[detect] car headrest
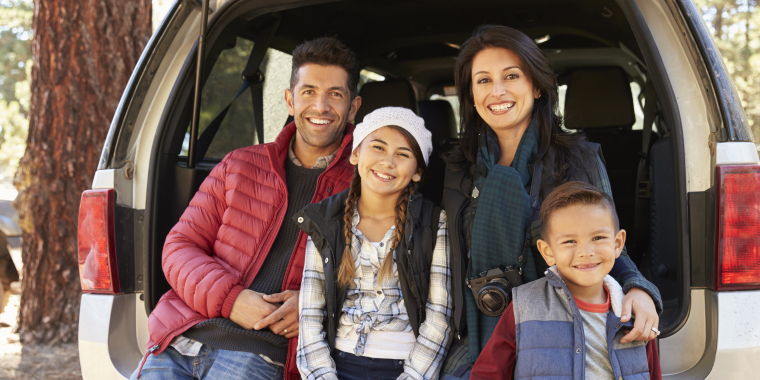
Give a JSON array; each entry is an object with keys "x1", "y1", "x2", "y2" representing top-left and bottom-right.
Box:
[
  {"x1": 354, "y1": 80, "x2": 418, "y2": 124},
  {"x1": 564, "y1": 67, "x2": 635, "y2": 130},
  {"x1": 418, "y1": 100, "x2": 458, "y2": 147}
]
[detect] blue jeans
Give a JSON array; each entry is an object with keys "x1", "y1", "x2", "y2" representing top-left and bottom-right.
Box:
[
  {"x1": 130, "y1": 345, "x2": 284, "y2": 380},
  {"x1": 332, "y1": 350, "x2": 405, "y2": 380}
]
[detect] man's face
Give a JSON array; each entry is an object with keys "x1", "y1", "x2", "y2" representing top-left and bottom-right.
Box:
[
  {"x1": 537, "y1": 204, "x2": 625, "y2": 296},
  {"x1": 285, "y1": 64, "x2": 361, "y2": 153}
]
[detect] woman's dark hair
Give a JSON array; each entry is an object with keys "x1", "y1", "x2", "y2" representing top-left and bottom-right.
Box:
[
  {"x1": 450, "y1": 25, "x2": 588, "y2": 179},
  {"x1": 337, "y1": 126, "x2": 427, "y2": 287}
]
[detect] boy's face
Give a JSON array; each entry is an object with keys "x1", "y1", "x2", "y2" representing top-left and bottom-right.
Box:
[{"x1": 537, "y1": 203, "x2": 625, "y2": 294}]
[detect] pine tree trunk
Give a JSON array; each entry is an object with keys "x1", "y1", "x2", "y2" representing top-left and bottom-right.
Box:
[
  {"x1": 12, "y1": 0, "x2": 151, "y2": 344},
  {"x1": 714, "y1": 5, "x2": 724, "y2": 39}
]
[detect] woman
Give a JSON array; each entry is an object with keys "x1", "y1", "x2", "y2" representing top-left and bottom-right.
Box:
[{"x1": 439, "y1": 25, "x2": 662, "y2": 379}]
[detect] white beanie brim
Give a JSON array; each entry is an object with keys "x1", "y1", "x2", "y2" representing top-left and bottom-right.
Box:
[{"x1": 352, "y1": 107, "x2": 433, "y2": 165}]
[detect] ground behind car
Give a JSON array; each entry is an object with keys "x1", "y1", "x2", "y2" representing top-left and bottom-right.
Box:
[{"x1": 0, "y1": 245, "x2": 82, "y2": 380}]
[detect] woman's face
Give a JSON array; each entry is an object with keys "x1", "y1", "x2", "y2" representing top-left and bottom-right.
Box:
[
  {"x1": 350, "y1": 126, "x2": 422, "y2": 199},
  {"x1": 471, "y1": 47, "x2": 540, "y2": 134}
]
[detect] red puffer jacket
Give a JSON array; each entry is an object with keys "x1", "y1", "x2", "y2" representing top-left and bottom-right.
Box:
[{"x1": 143, "y1": 122, "x2": 355, "y2": 380}]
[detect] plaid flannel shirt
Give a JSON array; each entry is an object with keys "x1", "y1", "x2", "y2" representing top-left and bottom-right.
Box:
[{"x1": 298, "y1": 209, "x2": 452, "y2": 380}]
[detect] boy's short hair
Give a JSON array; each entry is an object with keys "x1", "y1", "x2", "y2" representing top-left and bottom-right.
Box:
[
  {"x1": 539, "y1": 181, "x2": 619, "y2": 237},
  {"x1": 290, "y1": 37, "x2": 361, "y2": 100}
]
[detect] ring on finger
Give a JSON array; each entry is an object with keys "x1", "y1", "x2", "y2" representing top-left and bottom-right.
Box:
[
  {"x1": 651, "y1": 327, "x2": 660, "y2": 336},
  {"x1": 284, "y1": 328, "x2": 288, "y2": 334}
]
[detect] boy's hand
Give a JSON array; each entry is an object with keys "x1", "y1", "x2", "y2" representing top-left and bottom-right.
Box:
[{"x1": 619, "y1": 288, "x2": 659, "y2": 344}]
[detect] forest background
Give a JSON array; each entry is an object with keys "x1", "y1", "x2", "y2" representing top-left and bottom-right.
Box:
[{"x1": 1, "y1": 0, "x2": 759, "y2": 190}]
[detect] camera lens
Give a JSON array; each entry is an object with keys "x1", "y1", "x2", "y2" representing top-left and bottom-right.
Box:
[{"x1": 476, "y1": 279, "x2": 512, "y2": 317}]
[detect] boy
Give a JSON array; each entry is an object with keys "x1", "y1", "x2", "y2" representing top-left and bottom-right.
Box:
[{"x1": 471, "y1": 181, "x2": 661, "y2": 380}]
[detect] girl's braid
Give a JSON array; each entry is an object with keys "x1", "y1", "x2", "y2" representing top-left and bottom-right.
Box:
[
  {"x1": 378, "y1": 180, "x2": 418, "y2": 285},
  {"x1": 337, "y1": 167, "x2": 361, "y2": 287}
]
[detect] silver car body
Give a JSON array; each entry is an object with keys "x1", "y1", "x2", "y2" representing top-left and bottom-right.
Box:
[{"x1": 78, "y1": 0, "x2": 760, "y2": 378}]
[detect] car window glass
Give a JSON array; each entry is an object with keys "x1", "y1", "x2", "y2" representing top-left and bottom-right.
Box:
[
  {"x1": 180, "y1": 39, "x2": 292, "y2": 159},
  {"x1": 358, "y1": 69, "x2": 385, "y2": 92}
]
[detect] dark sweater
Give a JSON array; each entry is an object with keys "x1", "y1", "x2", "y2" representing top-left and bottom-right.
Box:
[{"x1": 183, "y1": 159, "x2": 325, "y2": 364}]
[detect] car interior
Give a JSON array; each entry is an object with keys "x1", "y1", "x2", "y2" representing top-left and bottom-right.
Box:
[{"x1": 146, "y1": 0, "x2": 685, "y2": 336}]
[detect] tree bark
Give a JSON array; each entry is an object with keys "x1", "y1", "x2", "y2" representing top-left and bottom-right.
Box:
[
  {"x1": 714, "y1": 4, "x2": 725, "y2": 39},
  {"x1": 12, "y1": 0, "x2": 151, "y2": 344}
]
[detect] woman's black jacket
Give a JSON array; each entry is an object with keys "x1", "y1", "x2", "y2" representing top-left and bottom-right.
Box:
[
  {"x1": 294, "y1": 189, "x2": 440, "y2": 351},
  {"x1": 442, "y1": 141, "x2": 654, "y2": 339}
]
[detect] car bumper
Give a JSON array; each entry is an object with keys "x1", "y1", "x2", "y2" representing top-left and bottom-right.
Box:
[
  {"x1": 79, "y1": 293, "x2": 144, "y2": 380},
  {"x1": 662, "y1": 289, "x2": 760, "y2": 379}
]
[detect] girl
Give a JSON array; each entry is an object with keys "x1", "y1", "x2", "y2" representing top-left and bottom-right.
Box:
[{"x1": 295, "y1": 107, "x2": 452, "y2": 380}]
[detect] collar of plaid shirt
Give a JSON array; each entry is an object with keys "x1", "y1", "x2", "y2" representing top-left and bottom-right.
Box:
[{"x1": 287, "y1": 134, "x2": 340, "y2": 169}]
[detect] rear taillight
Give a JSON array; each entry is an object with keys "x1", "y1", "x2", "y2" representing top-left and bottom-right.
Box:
[
  {"x1": 77, "y1": 189, "x2": 120, "y2": 294},
  {"x1": 715, "y1": 165, "x2": 760, "y2": 290}
]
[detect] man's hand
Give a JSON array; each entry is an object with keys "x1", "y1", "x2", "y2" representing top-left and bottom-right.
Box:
[
  {"x1": 619, "y1": 288, "x2": 659, "y2": 344},
  {"x1": 255, "y1": 290, "x2": 299, "y2": 339},
  {"x1": 229, "y1": 289, "x2": 279, "y2": 330}
]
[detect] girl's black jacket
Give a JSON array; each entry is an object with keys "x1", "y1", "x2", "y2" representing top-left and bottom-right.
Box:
[{"x1": 294, "y1": 189, "x2": 441, "y2": 351}]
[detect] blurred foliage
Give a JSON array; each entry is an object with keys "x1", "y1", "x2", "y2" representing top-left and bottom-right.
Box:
[
  {"x1": 696, "y1": 0, "x2": 760, "y2": 148},
  {"x1": 0, "y1": 0, "x2": 32, "y2": 182},
  {"x1": 152, "y1": 0, "x2": 173, "y2": 32}
]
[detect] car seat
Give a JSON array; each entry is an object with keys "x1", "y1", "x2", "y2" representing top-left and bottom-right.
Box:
[
  {"x1": 564, "y1": 67, "x2": 657, "y2": 264},
  {"x1": 354, "y1": 80, "x2": 419, "y2": 123},
  {"x1": 418, "y1": 99, "x2": 458, "y2": 205}
]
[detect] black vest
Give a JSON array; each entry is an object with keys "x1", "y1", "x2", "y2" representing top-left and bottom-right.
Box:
[
  {"x1": 294, "y1": 189, "x2": 440, "y2": 351},
  {"x1": 441, "y1": 141, "x2": 604, "y2": 338}
]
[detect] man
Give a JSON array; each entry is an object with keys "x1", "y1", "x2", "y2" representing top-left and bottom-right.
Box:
[{"x1": 131, "y1": 37, "x2": 362, "y2": 380}]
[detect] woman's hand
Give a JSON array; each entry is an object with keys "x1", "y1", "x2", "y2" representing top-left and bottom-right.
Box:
[{"x1": 619, "y1": 288, "x2": 659, "y2": 344}]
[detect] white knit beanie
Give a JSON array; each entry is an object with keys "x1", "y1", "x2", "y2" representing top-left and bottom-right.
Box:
[{"x1": 352, "y1": 107, "x2": 433, "y2": 165}]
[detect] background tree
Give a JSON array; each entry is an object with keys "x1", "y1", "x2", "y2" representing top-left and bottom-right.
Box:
[
  {"x1": 0, "y1": 0, "x2": 32, "y2": 183},
  {"x1": 12, "y1": 0, "x2": 151, "y2": 343},
  {"x1": 697, "y1": 0, "x2": 760, "y2": 148}
]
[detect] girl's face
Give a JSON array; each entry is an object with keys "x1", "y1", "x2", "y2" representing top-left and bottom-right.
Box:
[
  {"x1": 350, "y1": 126, "x2": 422, "y2": 198},
  {"x1": 471, "y1": 47, "x2": 540, "y2": 134}
]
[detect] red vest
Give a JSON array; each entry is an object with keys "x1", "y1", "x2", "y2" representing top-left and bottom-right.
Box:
[{"x1": 146, "y1": 122, "x2": 354, "y2": 380}]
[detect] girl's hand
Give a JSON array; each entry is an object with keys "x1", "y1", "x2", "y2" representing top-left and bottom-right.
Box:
[{"x1": 619, "y1": 288, "x2": 659, "y2": 344}]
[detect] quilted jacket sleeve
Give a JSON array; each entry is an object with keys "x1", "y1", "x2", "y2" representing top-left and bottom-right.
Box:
[{"x1": 161, "y1": 154, "x2": 245, "y2": 319}]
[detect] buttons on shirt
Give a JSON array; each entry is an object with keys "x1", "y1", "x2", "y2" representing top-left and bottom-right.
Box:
[
  {"x1": 377, "y1": 290, "x2": 382, "y2": 295},
  {"x1": 379, "y1": 242, "x2": 384, "y2": 247},
  {"x1": 614, "y1": 323, "x2": 620, "y2": 329},
  {"x1": 297, "y1": 217, "x2": 304, "y2": 223},
  {"x1": 576, "y1": 347, "x2": 581, "y2": 354}
]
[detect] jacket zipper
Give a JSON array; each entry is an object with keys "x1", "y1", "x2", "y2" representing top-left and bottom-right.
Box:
[{"x1": 135, "y1": 344, "x2": 160, "y2": 378}]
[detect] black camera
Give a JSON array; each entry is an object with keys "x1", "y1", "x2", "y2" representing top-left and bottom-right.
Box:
[{"x1": 466, "y1": 265, "x2": 523, "y2": 316}]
